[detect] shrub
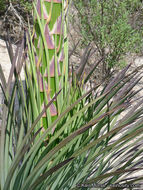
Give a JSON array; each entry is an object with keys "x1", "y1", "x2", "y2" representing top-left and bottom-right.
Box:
[
  {"x1": 0, "y1": 0, "x2": 32, "y2": 15},
  {"x1": 0, "y1": 0, "x2": 6, "y2": 14},
  {"x1": 73, "y1": 0, "x2": 143, "y2": 77}
]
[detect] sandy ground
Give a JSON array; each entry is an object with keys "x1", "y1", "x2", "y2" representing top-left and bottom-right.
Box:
[
  {"x1": 0, "y1": 39, "x2": 13, "y2": 82},
  {"x1": 0, "y1": 39, "x2": 25, "y2": 82},
  {"x1": 0, "y1": 39, "x2": 25, "y2": 126}
]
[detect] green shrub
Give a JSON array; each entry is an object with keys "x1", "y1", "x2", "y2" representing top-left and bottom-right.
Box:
[
  {"x1": 18, "y1": 0, "x2": 33, "y2": 12},
  {"x1": 0, "y1": 0, "x2": 6, "y2": 13},
  {"x1": 73, "y1": 0, "x2": 143, "y2": 76}
]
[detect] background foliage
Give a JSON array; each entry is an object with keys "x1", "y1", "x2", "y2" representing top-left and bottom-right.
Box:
[
  {"x1": 0, "y1": 0, "x2": 32, "y2": 14},
  {"x1": 73, "y1": 0, "x2": 143, "y2": 77}
]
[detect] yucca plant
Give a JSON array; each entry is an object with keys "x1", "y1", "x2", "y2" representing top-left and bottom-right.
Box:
[{"x1": 1, "y1": 0, "x2": 143, "y2": 190}]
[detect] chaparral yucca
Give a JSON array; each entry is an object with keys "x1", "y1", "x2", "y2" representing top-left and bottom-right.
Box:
[{"x1": 1, "y1": 0, "x2": 143, "y2": 190}]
